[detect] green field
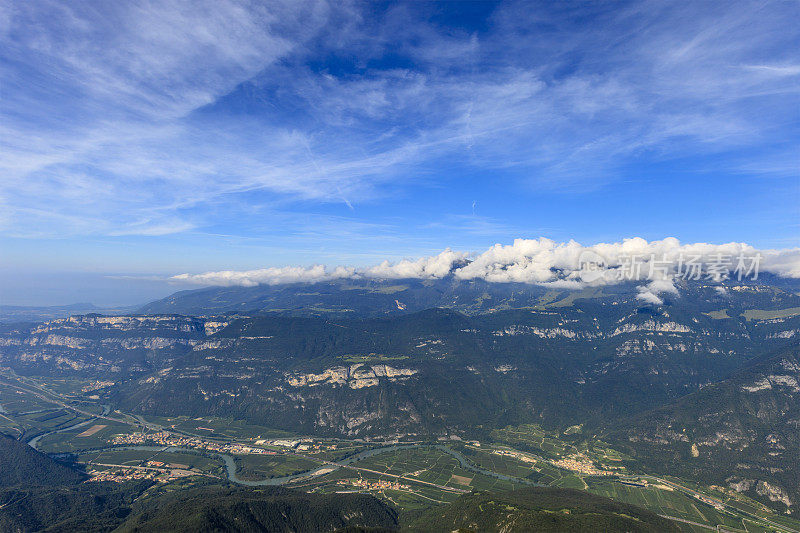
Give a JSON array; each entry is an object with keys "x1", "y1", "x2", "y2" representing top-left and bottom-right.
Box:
[
  {"x1": 548, "y1": 287, "x2": 603, "y2": 308},
  {"x1": 76, "y1": 447, "x2": 225, "y2": 476},
  {"x1": 23, "y1": 376, "x2": 101, "y2": 397},
  {"x1": 0, "y1": 388, "x2": 95, "y2": 441},
  {"x1": 24, "y1": 409, "x2": 90, "y2": 434},
  {"x1": 589, "y1": 479, "x2": 761, "y2": 532},
  {"x1": 36, "y1": 420, "x2": 135, "y2": 453},
  {"x1": 0, "y1": 384, "x2": 59, "y2": 413},
  {"x1": 742, "y1": 306, "x2": 800, "y2": 320},
  {"x1": 346, "y1": 446, "x2": 522, "y2": 494},
  {"x1": 491, "y1": 424, "x2": 576, "y2": 458},
  {"x1": 310, "y1": 443, "x2": 371, "y2": 462},
  {"x1": 553, "y1": 473, "x2": 587, "y2": 489},
  {"x1": 452, "y1": 445, "x2": 538, "y2": 479},
  {"x1": 234, "y1": 454, "x2": 321, "y2": 481},
  {"x1": 0, "y1": 376, "x2": 114, "y2": 442},
  {"x1": 589, "y1": 441, "x2": 633, "y2": 464},
  {"x1": 143, "y1": 415, "x2": 296, "y2": 441}
]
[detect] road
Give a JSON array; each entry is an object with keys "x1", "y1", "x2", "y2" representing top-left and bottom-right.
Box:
[{"x1": 287, "y1": 451, "x2": 469, "y2": 494}]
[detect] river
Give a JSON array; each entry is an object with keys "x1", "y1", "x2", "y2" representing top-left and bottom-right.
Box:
[
  {"x1": 219, "y1": 443, "x2": 544, "y2": 487},
  {"x1": 27, "y1": 404, "x2": 111, "y2": 449},
  {"x1": 35, "y1": 434, "x2": 541, "y2": 489}
]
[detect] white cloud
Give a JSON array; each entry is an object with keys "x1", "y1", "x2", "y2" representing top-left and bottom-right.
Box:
[
  {"x1": 171, "y1": 265, "x2": 355, "y2": 287},
  {"x1": 109, "y1": 219, "x2": 197, "y2": 237},
  {"x1": 635, "y1": 279, "x2": 678, "y2": 306},
  {"x1": 170, "y1": 237, "x2": 800, "y2": 287},
  {"x1": 636, "y1": 290, "x2": 664, "y2": 306},
  {"x1": 363, "y1": 250, "x2": 468, "y2": 280},
  {"x1": 645, "y1": 279, "x2": 679, "y2": 295}
]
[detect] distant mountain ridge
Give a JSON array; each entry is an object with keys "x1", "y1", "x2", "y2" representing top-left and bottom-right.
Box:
[
  {"x1": 0, "y1": 303, "x2": 137, "y2": 324},
  {"x1": 138, "y1": 274, "x2": 800, "y2": 317},
  {"x1": 139, "y1": 276, "x2": 553, "y2": 317}
]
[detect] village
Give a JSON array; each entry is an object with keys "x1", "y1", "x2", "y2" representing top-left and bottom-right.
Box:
[
  {"x1": 336, "y1": 477, "x2": 411, "y2": 492},
  {"x1": 86, "y1": 463, "x2": 199, "y2": 484},
  {"x1": 552, "y1": 454, "x2": 616, "y2": 477},
  {"x1": 492, "y1": 448, "x2": 618, "y2": 477},
  {"x1": 110, "y1": 431, "x2": 271, "y2": 455},
  {"x1": 107, "y1": 430, "x2": 344, "y2": 457}
]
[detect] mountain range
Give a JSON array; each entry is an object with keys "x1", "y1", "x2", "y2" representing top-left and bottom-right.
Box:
[{"x1": 1, "y1": 275, "x2": 800, "y2": 519}]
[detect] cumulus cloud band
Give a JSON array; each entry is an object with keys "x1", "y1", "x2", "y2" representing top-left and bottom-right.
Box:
[{"x1": 170, "y1": 237, "x2": 800, "y2": 288}]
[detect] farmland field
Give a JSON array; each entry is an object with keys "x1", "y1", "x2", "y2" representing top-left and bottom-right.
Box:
[
  {"x1": 143, "y1": 415, "x2": 296, "y2": 441},
  {"x1": 588, "y1": 479, "x2": 744, "y2": 531},
  {"x1": 234, "y1": 453, "x2": 322, "y2": 481},
  {"x1": 36, "y1": 420, "x2": 135, "y2": 453},
  {"x1": 742, "y1": 306, "x2": 800, "y2": 320},
  {"x1": 76, "y1": 447, "x2": 225, "y2": 476},
  {"x1": 347, "y1": 446, "x2": 522, "y2": 493}
]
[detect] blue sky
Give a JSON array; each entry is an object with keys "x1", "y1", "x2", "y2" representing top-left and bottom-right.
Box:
[{"x1": 1, "y1": 0, "x2": 798, "y2": 305}]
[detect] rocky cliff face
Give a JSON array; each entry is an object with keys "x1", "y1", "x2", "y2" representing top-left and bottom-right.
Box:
[
  {"x1": 0, "y1": 315, "x2": 211, "y2": 374},
  {"x1": 2, "y1": 297, "x2": 797, "y2": 438},
  {"x1": 2, "y1": 282, "x2": 800, "y2": 473},
  {"x1": 286, "y1": 364, "x2": 417, "y2": 389}
]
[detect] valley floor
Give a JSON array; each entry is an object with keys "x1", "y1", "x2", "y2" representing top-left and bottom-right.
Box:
[{"x1": 2, "y1": 370, "x2": 798, "y2": 533}]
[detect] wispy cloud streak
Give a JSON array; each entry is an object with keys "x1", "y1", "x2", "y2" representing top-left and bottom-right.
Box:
[{"x1": 0, "y1": 1, "x2": 797, "y2": 238}]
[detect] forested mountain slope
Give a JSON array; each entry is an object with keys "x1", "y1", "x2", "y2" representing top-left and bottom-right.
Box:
[
  {"x1": 408, "y1": 487, "x2": 679, "y2": 532},
  {"x1": 605, "y1": 342, "x2": 800, "y2": 510}
]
